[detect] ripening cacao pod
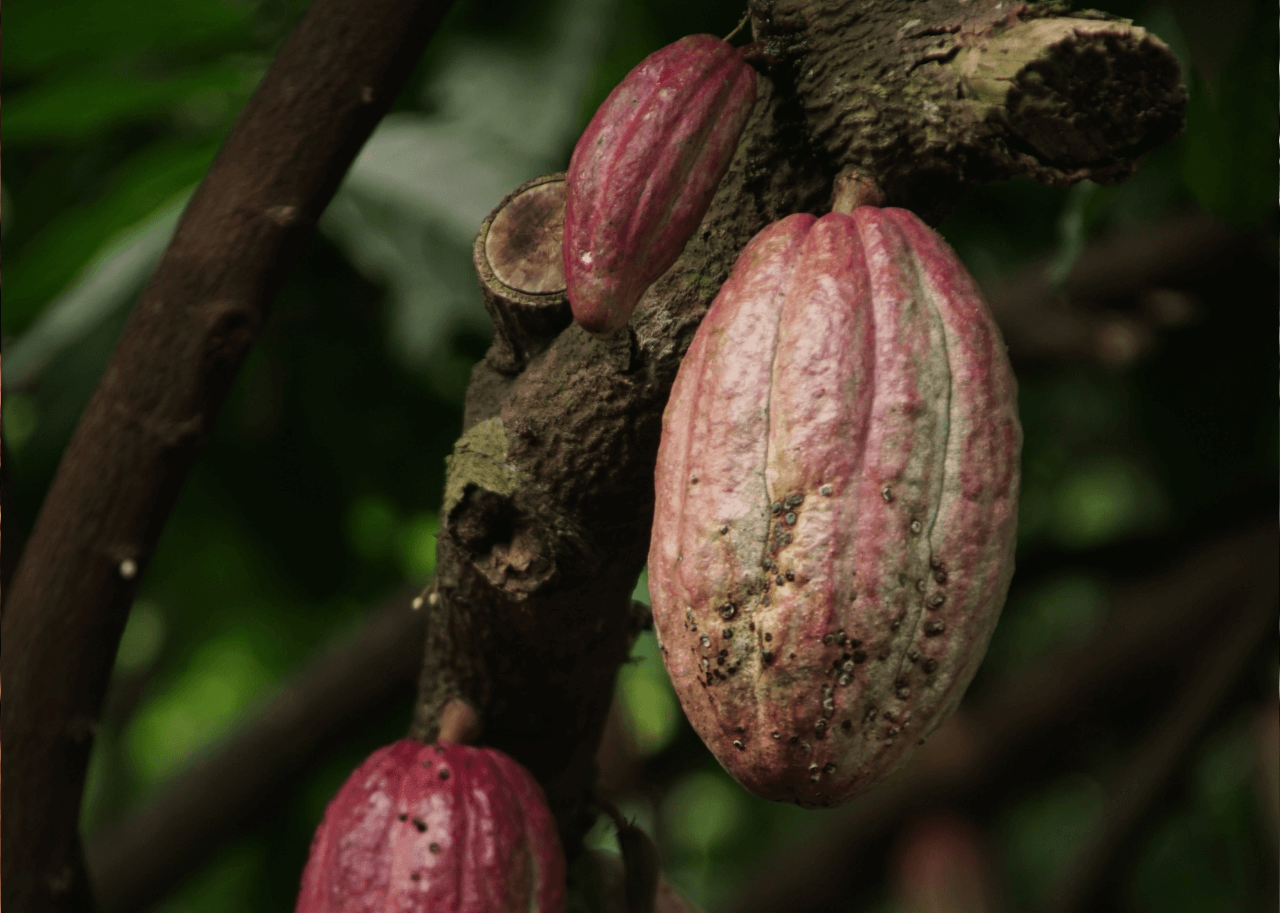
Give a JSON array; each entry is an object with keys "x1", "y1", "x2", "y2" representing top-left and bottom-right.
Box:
[
  {"x1": 295, "y1": 739, "x2": 566, "y2": 912},
  {"x1": 564, "y1": 34, "x2": 757, "y2": 336},
  {"x1": 648, "y1": 208, "x2": 1020, "y2": 807}
]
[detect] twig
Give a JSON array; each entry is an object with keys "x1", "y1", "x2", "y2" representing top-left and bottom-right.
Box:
[
  {"x1": 1042, "y1": 581, "x2": 1279, "y2": 913},
  {"x1": 984, "y1": 211, "x2": 1242, "y2": 364},
  {"x1": 1, "y1": 1, "x2": 453, "y2": 909},
  {"x1": 724, "y1": 522, "x2": 1278, "y2": 913},
  {"x1": 85, "y1": 589, "x2": 424, "y2": 913}
]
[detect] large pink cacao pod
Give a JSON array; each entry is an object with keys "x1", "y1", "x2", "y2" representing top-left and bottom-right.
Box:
[
  {"x1": 648, "y1": 208, "x2": 1021, "y2": 807},
  {"x1": 295, "y1": 739, "x2": 566, "y2": 912},
  {"x1": 563, "y1": 34, "x2": 757, "y2": 336}
]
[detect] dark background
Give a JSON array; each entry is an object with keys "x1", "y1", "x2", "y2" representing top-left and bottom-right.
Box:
[{"x1": 3, "y1": 0, "x2": 1277, "y2": 910}]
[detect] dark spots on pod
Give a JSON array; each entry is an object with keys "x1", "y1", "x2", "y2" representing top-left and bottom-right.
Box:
[
  {"x1": 412, "y1": 818, "x2": 427, "y2": 833},
  {"x1": 438, "y1": 768, "x2": 450, "y2": 780},
  {"x1": 836, "y1": 630, "x2": 846, "y2": 644},
  {"x1": 433, "y1": 745, "x2": 445, "y2": 754},
  {"x1": 761, "y1": 596, "x2": 771, "y2": 606},
  {"x1": 762, "y1": 650, "x2": 774, "y2": 663},
  {"x1": 907, "y1": 649, "x2": 919, "y2": 663},
  {"x1": 733, "y1": 740, "x2": 744, "y2": 750},
  {"x1": 690, "y1": 473, "x2": 699, "y2": 484},
  {"x1": 718, "y1": 649, "x2": 728, "y2": 658},
  {"x1": 820, "y1": 484, "x2": 833, "y2": 496},
  {"x1": 764, "y1": 632, "x2": 773, "y2": 642},
  {"x1": 823, "y1": 633, "x2": 835, "y2": 645},
  {"x1": 429, "y1": 842, "x2": 441, "y2": 854},
  {"x1": 762, "y1": 557, "x2": 773, "y2": 569},
  {"x1": 411, "y1": 873, "x2": 420, "y2": 881},
  {"x1": 910, "y1": 518, "x2": 922, "y2": 535},
  {"x1": 749, "y1": 621, "x2": 756, "y2": 631},
  {"x1": 896, "y1": 684, "x2": 911, "y2": 699},
  {"x1": 784, "y1": 512, "x2": 797, "y2": 526},
  {"x1": 841, "y1": 719, "x2": 852, "y2": 731},
  {"x1": 772, "y1": 731, "x2": 781, "y2": 739},
  {"x1": 928, "y1": 592, "x2": 946, "y2": 608},
  {"x1": 789, "y1": 735, "x2": 799, "y2": 745},
  {"x1": 924, "y1": 620, "x2": 946, "y2": 636},
  {"x1": 882, "y1": 485, "x2": 894, "y2": 502},
  {"x1": 922, "y1": 657, "x2": 938, "y2": 674},
  {"x1": 915, "y1": 579, "x2": 926, "y2": 593},
  {"x1": 886, "y1": 726, "x2": 900, "y2": 739},
  {"x1": 717, "y1": 656, "x2": 726, "y2": 666},
  {"x1": 790, "y1": 652, "x2": 797, "y2": 660},
  {"x1": 771, "y1": 501, "x2": 783, "y2": 515},
  {"x1": 723, "y1": 628, "x2": 733, "y2": 639},
  {"x1": 785, "y1": 569, "x2": 795, "y2": 581},
  {"x1": 398, "y1": 813, "x2": 408, "y2": 821},
  {"x1": 700, "y1": 634, "x2": 711, "y2": 647},
  {"x1": 853, "y1": 649, "x2": 867, "y2": 663},
  {"x1": 823, "y1": 762, "x2": 836, "y2": 774},
  {"x1": 891, "y1": 619, "x2": 902, "y2": 633},
  {"x1": 719, "y1": 524, "x2": 729, "y2": 535},
  {"x1": 785, "y1": 493, "x2": 804, "y2": 509},
  {"x1": 808, "y1": 763, "x2": 820, "y2": 781},
  {"x1": 814, "y1": 719, "x2": 827, "y2": 736},
  {"x1": 720, "y1": 602, "x2": 737, "y2": 620},
  {"x1": 776, "y1": 574, "x2": 786, "y2": 586}
]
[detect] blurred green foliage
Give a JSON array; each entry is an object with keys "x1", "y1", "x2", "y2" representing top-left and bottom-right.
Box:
[{"x1": 3, "y1": 0, "x2": 1276, "y2": 910}]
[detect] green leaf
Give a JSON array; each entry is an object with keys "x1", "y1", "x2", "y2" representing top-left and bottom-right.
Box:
[
  {"x1": 6, "y1": 0, "x2": 254, "y2": 77},
  {"x1": 3, "y1": 141, "x2": 217, "y2": 337},
  {"x1": 5, "y1": 63, "x2": 260, "y2": 145}
]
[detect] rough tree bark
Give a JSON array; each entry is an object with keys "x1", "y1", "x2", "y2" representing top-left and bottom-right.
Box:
[
  {"x1": 1, "y1": 2, "x2": 454, "y2": 910},
  {"x1": 410, "y1": 0, "x2": 1185, "y2": 854}
]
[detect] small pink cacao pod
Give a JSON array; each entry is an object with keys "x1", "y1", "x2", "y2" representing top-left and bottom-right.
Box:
[
  {"x1": 564, "y1": 34, "x2": 757, "y2": 336},
  {"x1": 648, "y1": 208, "x2": 1020, "y2": 807},
  {"x1": 294, "y1": 739, "x2": 566, "y2": 912}
]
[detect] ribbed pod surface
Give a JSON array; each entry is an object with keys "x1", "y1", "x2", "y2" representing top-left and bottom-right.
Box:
[
  {"x1": 649, "y1": 208, "x2": 1020, "y2": 806},
  {"x1": 295, "y1": 739, "x2": 565, "y2": 912},
  {"x1": 564, "y1": 34, "x2": 757, "y2": 335}
]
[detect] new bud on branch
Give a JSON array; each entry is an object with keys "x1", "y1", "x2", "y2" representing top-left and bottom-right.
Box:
[
  {"x1": 648, "y1": 208, "x2": 1021, "y2": 807},
  {"x1": 295, "y1": 739, "x2": 566, "y2": 912},
  {"x1": 564, "y1": 34, "x2": 757, "y2": 336}
]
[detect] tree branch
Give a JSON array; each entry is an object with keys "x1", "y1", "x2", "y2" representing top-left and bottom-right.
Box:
[
  {"x1": 985, "y1": 211, "x2": 1242, "y2": 364},
  {"x1": 1, "y1": 2, "x2": 453, "y2": 909},
  {"x1": 85, "y1": 590, "x2": 424, "y2": 913},
  {"x1": 409, "y1": 0, "x2": 1186, "y2": 853}
]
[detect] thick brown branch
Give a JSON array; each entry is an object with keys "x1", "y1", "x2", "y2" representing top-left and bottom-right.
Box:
[
  {"x1": 749, "y1": 1, "x2": 1186, "y2": 221},
  {"x1": 1, "y1": 2, "x2": 453, "y2": 909},
  {"x1": 84, "y1": 591, "x2": 423, "y2": 913}
]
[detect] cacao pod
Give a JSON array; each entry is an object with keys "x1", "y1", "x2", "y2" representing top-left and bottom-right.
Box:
[
  {"x1": 295, "y1": 739, "x2": 566, "y2": 912},
  {"x1": 648, "y1": 208, "x2": 1020, "y2": 807},
  {"x1": 563, "y1": 34, "x2": 757, "y2": 336}
]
